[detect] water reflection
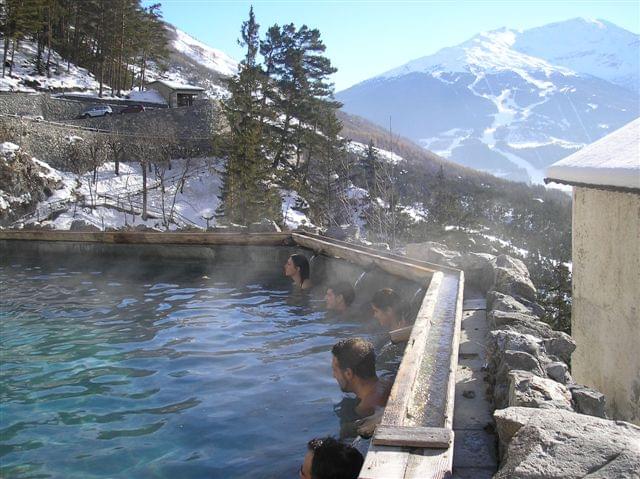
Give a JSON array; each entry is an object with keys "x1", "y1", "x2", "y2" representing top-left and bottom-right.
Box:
[{"x1": 0, "y1": 254, "x2": 367, "y2": 479}]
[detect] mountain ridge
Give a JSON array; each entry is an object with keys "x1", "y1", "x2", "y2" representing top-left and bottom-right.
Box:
[{"x1": 337, "y1": 17, "x2": 640, "y2": 184}]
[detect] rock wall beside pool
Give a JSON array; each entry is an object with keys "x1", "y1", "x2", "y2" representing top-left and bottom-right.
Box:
[{"x1": 406, "y1": 241, "x2": 640, "y2": 478}]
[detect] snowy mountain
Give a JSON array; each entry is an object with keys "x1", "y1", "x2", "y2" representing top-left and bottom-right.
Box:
[{"x1": 337, "y1": 18, "x2": 640, "y2": 183}]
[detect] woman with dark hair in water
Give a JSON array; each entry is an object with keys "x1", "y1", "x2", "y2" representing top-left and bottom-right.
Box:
[{"x1": 284, "y1": 253, "x2": 312, "y2": 290}]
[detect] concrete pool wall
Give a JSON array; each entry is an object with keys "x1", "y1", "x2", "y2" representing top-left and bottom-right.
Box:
[{"x1": 0, "y1": 230, "x2": 464, "y2": 479}]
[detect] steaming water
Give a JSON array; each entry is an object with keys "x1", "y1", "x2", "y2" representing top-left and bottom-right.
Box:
[{"x1": 0, "y1": 255, "x2": 368, "y2": 478}]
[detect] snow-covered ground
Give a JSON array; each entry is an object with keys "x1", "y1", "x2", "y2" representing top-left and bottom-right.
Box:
[
  {"x1": 346, "y1": 141, "x2": 404, "y2": 164},
  {"x1": 4, "y1": 142, "x2": 314, "y2": 231},
  {"x1": 172, "y1": 28, "x2": 238, "y2": 78},
  {"x1": 0, "y1": 37, "x2": 102, "y2": 93}
]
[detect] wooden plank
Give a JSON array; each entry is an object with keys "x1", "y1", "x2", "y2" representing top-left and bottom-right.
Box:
[
  {"x1": 0, "y1": 230, "x2": 293, "y2": 246},
  {"x1": 359, "y1": 444, "x2": 410, "y2": 479},
  {"x1": 444, "y1": 271, "x2": 465, "y2": 430},
  {"x1": 373, "y1": 425, "x2": 453, "y2": 449},
  {"x1": 389, "y1": 325, "x2": 412, "y2": 344},
  {"x1": 293, "y1": 230, "x2": 461, "y2": 274},
  {"x1": 379, "y1": 272, "x2": 443, "y2": 426},
  {"x1": 292, "y1": 232, "x2": 436, "y2": 286}
]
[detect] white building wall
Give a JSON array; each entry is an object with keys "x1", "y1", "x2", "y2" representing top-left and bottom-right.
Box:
[{"x1": 572, "y1": 186, "x2": 640, "y2": 425}]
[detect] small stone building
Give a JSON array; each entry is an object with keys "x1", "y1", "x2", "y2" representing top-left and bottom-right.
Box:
[
  {"x1": 545, "y1": 118, "x2": 640, "y2": 425},
  {"x1": 145, "y1": 80, "x2": 205, "y2": 108}
]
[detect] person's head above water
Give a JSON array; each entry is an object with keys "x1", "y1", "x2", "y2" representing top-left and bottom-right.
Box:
[
  {"x1": 284, "y1": 254, "x2": 311, "y2": 289},
  {"x1": 331, "y1": 338, "x2": 377, "y2": 393},
  {"x1": 300, "y1": 436, "x2": 363, "y2": 479},
  {"x1": 371, "y1": 288, "x2": 405, "y2": 330},
  {"x1": 325, "y1": 281, "x2": 355, "y2": 313}
]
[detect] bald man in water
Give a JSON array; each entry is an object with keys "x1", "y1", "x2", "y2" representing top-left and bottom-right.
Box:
[{"x1": 331, "y1": 338, "x2": 390, "y2": 418}]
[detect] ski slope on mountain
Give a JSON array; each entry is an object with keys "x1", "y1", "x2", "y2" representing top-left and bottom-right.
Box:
[{"x1": 337, "y1": 18, "x2": 640, "y2": 185}]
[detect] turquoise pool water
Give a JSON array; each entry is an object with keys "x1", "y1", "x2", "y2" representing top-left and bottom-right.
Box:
[{"x1": 0, "y1": 254, "x2": 368, "y2": 478}]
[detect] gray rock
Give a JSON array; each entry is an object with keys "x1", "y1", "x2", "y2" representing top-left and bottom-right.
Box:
[
  {"x1": 492, "y1": 254, "x2": 537, "y2": 302},
  {"x1": 247, "y1": 219, "x2": 281, "y2": 233},
  {"x1": 405, "y1": 241, "x2": 460, "y2": 267},
  {"x1": 570, "y1": 384, "x2": 608, "y2": 419},
  {"x1": 69, "y1": 219, "x2": 100, "y2": 231},
  {"x1": 454, "y1": 252, "x2": 495, "y2": 290},
  {"x1": 494, "y1": 407, "x2": 640, "y2": 478},
  {"x1": 508, "y1": 370, "x2": 573, "y2": 410},
  {"x1": 487, "y1": 290, "x2": 540, "y2": 317},
  {"x1": 546, "y1": 361, "x2": 571, "y2": 384},
  {"x1": 487, "y1": 330, "x2": 543, "y2": 358},
  {"x1": 488, "y1": 311, "x2": 576, "y2": 363}
]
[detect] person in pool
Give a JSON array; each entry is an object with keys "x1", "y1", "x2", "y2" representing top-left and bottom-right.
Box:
[
  {"x1": 299, "y1": 436, "x2": 363, "y2": 479},
  {"x1": 371, "y1": 288, "x2": 412, "y2": 343},
  {"x1": 331, "y1": 338, "x2": 390, "y2": 418},
  {"x1": 325, "y1": 282, "x2": 355, "y2": 315},
  {"x1": 284, "y1": 253, "x2": 313, "y2": 290}
]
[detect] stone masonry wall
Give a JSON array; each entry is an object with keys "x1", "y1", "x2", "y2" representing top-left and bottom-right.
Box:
[
  {"x1": 0, "y1": 94, "x2": 222, "y2": 169},
  {"x1": 406, "y1": 241, "x2": 640, "y2": 478}
]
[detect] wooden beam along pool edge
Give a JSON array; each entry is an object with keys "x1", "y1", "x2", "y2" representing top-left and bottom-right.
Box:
[
  {"x1": 0, "y1": 230, "x2": 295, "y2": 246},
  {"x1": 291, "y1": 233, "x2": 439, "y2": 283},
  {"x1": 360, "y1": 270, "x2": 464, "y2": 479}
]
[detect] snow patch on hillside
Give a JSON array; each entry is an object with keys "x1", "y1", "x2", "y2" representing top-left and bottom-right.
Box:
[
  {"x1": 347, "y1": 141, "x2": 404, "y2": 164},
  {"x1": 172, "y1": 29, "x2": 238, "y2": 77},
  {"x1": 0, "y1": 37, "x2": 101, "y2": 93}
]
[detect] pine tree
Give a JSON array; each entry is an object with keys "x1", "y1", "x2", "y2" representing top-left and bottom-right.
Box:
[{"x1": 217, "y1": 7, "x2": 281, "y2": 226}]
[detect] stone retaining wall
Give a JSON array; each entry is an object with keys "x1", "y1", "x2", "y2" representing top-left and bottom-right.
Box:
[
  {"x1": 406, "y1": 241, "x2": 640, "y2": 478},
  {"x1": 0, "y1": 94, "x2": 222, "y2": 169}
]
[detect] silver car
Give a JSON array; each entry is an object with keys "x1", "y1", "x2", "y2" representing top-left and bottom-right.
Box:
[{"x1": 79, "y1": 105, "x2": 113, "y2": 118}]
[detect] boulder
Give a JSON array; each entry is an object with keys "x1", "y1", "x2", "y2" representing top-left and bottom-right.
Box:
[
  {"x1": 492, "y1": 254, "x2": 537, "y2": 302},
  {"x1": 488, "y1": 311, "x2": 576, "y2": 363},
  {"x1": 545, "y1": 361, "x2": 571, "y2": 385},
  {"x1": 454, "y1": 252, "x2": 495, "y2": 289},
  {"x1": 507, "y1": 370, "x2": 573, "y2": 410},
  {"x1": 69, "y1": 219, "x2": 100, "y2": 232},
  {"x1": 494, "y1": 407, "x2": 640, "y2": 478},
  {"x1": 487, "y1": 330, "x2": 543, "y2": 359},
  {"x1": 487, "y1": 290, "x2": 541, "y2": 317},
  {"x1": 247, "y1": 219, "x2": 281, "y2": 233},
  {"x1": 569, "y1": 384, "x2": 608, "y2": 419},
  {"x1": 405, "y1": 241, "x2": 460, "y2": 267}
]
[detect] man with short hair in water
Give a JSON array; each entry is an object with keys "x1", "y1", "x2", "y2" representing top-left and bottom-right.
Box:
[
  {"x1": 299, "y1": 436, "x2": 363, "y2": 479},
  {"x1": 331, "y1": 338, "x2": 390, "y2": 418},
  {"x1": 325, "y1": 282, "x2": 355, "y2": 315}
]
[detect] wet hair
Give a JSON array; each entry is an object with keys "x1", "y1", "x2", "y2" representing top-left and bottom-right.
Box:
[
  {"x1": 328, "y1": 281, "x2": 355, "y2": 306},
  {"x1": 332, "y1": 338, "x2": 376, "y2": 380},
  {"x1": 371, "y1": 288, "x2": 403, "y2": 316},
  {"x1": 290, "y1": 254, "x2": 310, "y2": 281},
  {"x1": 308, "y1": 436, "x2": 364, "y2": 479}
]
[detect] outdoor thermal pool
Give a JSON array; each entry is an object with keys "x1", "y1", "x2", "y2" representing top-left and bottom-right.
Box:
[{"x1": 0, "y1": 246, "x2": 404, "y2": 479}]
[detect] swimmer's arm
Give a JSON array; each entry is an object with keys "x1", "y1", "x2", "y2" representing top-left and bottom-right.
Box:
[
  {"x1": 355, "y1": 407, "x2": 384, "y2": 437},
  {"x1": 389, "y1": 325, "x2": 412, "y2": 343},
  {"x1": 354, "y1": 399, "x2": 376, "y2": 418}
]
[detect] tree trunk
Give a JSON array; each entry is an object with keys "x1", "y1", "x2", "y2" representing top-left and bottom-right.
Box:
[
  {"x1": 2, "y1": 36, "x2": 9, "y2": 78},
  {"x1": 142, "y1": 161, "x2": 148, "y2": 220},
  {"x1": 9, "y1": 39, "x2": 16, "y2": 76}
]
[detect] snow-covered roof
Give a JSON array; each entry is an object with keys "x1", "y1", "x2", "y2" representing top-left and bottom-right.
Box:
[
  {"x1": 545, "y1": 118, "x2": 640, "y2": 191},
  {"x1": 147, "y1": 80, "x2": 205, "y2": 92}
]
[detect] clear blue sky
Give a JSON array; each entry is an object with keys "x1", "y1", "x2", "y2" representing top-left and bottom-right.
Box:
[{"x1": 154, "y1": 0, "x2": 640, "y2": 91}]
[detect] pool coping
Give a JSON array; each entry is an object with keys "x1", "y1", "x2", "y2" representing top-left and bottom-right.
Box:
[{"x1": 0, "y1": 229, "x2": 464, "y2": 479}]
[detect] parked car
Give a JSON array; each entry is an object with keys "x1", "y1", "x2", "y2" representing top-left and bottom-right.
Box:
[
  {"x1": 119, "y1": 104, "x2": 145, "y2": 114},
  {"x1": 79, "y1": 105, "x2": 112, "y2": 118}
]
